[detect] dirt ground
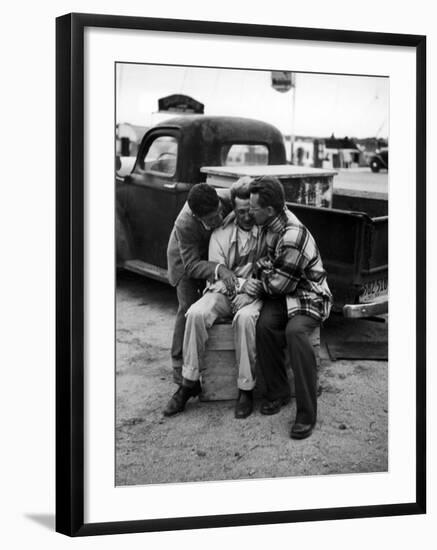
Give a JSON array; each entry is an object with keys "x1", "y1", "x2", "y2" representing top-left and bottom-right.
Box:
[{"x1": 115, "y1": 272, "x2": 388, "y2": 486}]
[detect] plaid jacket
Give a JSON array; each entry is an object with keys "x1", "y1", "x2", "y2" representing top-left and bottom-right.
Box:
[{"x1": 258, "y1": 207, "x2": 333, "y2": 322}]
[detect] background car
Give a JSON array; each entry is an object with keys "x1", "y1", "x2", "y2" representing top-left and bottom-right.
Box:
[{"x1": 369, "y1": 147, "x2": 388, "y2": 172}]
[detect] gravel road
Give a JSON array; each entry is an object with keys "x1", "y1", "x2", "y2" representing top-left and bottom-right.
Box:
[{"x1": 115, "y1": 272, "x2": 388, "y2": 486}]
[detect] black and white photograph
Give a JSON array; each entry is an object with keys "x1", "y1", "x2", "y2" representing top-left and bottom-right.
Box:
[
  {"x1": 2, "y1": 0, "x2": 433, "y2": 545},
  {"x1": 115, "y1": 63, "x2": 389, "y2": 486}
]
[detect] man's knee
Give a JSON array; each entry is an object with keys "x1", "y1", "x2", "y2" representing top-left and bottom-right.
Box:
[
  {"x1": 285, "y1": 317, "x2": 318, "y2": 345},
  {"x1": 285, "y1": 323, "x2": 302, "y2": 339},
  {"x1": 234, "y1": 307, "x2": 258, "y2": 328},
  {"x1": 186, "y1": 301, "x2": 206, "y2": 323}
]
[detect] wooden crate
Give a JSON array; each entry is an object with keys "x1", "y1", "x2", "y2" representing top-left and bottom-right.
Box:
[
  {"x1": 200, "y1": 321, "x2": 320, "y2": 401},
  {"x1": 200, "y1": 322, "x2": 238, "y2": 401}
]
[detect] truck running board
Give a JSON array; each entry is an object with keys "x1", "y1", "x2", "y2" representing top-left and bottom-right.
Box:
[{"x1": 123, "y1": 260, "x2": 169, "y2": 284}]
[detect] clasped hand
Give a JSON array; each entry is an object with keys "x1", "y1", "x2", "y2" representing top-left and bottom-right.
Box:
[
  {"x1": 243, "y1": 278, "x2": 263, "y2": 297},
  {"x1": 256, "y1": 257, "x2": 273, "y2": 271},
  {"x1": 217, "y1": 264, "x2": 238, "y2": 292},
  {"x1": 231, "y1": 293, "x2": 254, "y2": 313}
]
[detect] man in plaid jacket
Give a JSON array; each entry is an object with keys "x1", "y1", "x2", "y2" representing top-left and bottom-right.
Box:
[{"x1": 247, "y1": 176, "x2": 332, "y2": 439}]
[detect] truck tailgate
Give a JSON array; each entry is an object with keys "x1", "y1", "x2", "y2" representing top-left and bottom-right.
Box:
[{"x1": 287, "y1": 202, "x2": 388, "y2": 311}]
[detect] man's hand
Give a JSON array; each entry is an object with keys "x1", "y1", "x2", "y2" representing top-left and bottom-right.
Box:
[
  {"x1": 217, "y1": 264, "x2": 238, "y2": 292},
  {"x1": 231, "y1": 293, "x2": 255, "y2": 313},
  {"x1": 257, "y1": 257, "x2": 273, "y2": 271},
  {"x1": 243, "y1": 278, "x2": 263, "y2": 297}
]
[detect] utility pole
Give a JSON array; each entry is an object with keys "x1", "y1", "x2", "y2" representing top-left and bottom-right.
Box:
[{"x1": 290, "y1": 73, "x2": 296, "y2": 164}]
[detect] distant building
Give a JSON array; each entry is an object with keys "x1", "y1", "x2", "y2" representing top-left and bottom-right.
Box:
[
  {"x1": 322, "y1": 135, "x2": 361, "y2": 169},
  {"x1": 158, "y1": 94, "x2": 204, "y2": 114},
  {"x1": 286, "y1": 134, "x2": 383, "y2": 169},
  {"x1": 291, "y1": 136, "x2": 318, "y2": 167},
  {"x1": 116, "y1": 123, "x2": 148, "y2": 157}
]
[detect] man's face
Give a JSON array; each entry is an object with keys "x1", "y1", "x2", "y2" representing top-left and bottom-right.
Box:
[
  {"x1": 234, "y1": 197, "x2": 254, "y2": 231},
  {"x1": 249, "y1": 193, "x2": 273, "y2": 226},
  {"x1": 198, "y1": 202, "x2": 224, "y2": 230}
]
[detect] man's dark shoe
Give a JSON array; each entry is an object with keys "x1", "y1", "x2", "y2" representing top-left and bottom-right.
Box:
[
  {"x1": 290, "y1": 422, "x2": 314, "y2": 440},
  {"x1": 234, "y1": 390, "x2": 254, "y2": 419},
  {"x1": 260, "y1": 395, "x2": 291, "y2": 415},
  {"x1": 163, "y1": 380, "x2": 201, "y2": 417}
]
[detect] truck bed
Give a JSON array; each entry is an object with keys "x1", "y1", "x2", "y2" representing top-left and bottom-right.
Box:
[{"x1": 288, "y1": 193, "x2": 388, "y2": 316}]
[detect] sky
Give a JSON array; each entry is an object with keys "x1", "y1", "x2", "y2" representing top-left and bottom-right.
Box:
[{"x1": 116, "y1": 63, "x2": 389, "y2": 139}]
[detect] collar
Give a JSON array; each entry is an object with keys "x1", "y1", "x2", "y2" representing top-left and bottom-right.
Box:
[
  {"x1": 225, "y1": 216, "x2": 258, "y2": 245},
  {"x1": 264, "y1": 207, "x2": 289, "y2": 233},
  {"x1": 198, "y1": 218, "x2": 212, "y2": 231}
]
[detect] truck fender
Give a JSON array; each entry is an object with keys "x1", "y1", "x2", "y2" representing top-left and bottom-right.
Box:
[{"x1": 116, "y1": 205, "x2": 134, "y2": 265}]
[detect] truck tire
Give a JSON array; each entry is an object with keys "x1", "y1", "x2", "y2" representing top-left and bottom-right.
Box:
[{"x1": 370, "y1": 159, "x2": 380, "y2": 173}]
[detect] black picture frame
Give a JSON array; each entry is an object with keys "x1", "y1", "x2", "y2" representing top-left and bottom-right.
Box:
[{"x1": 56, "y1": 12, "x2": 426, "y2": 537}]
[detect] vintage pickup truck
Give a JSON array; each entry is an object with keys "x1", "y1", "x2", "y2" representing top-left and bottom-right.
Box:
[{"x1": 116, "y1": 115, "x2": 388, "y2": 318}]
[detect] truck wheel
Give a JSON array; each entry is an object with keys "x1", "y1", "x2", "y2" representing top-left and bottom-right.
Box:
[{"x1": 370, "y1": 159, "x2": 380, "y2": 173}]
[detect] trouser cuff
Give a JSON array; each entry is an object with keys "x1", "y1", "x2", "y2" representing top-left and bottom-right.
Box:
[
  {"x1": 238, "y1": 382, "x2": 256, "y2": 391},
  {"x1": 182, "y1": 364, "x2": 199, "y2": 381}
]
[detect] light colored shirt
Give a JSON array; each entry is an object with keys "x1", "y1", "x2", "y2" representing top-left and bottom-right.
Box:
[{"x1": 207, "y1": 216, "x2": 263, "y2": 294}]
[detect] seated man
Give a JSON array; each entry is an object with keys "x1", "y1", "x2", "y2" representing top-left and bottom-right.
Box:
[
  {"x1": 163, "y1": 177, "x2": 264, "y2": 419},
  {"x1": 248, "y1": 176, "x2": 333, "y2": 440}
]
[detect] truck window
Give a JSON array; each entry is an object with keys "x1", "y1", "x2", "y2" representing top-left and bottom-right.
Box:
[
  {"x1": 143, "y1": 136, "x2": 178, "y2": 175},
  {"x1": 221, "y1": 144, "x2": 268, "y2": 166}
]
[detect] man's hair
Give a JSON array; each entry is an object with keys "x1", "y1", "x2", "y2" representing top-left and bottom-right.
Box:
[
  {"x1": 230, "y1": 176, "x2": 253, "y2": 207},
  {"x1": 249, "y1": 176, "x2": 285, "y2": 214},
  {"x1": 187, "y1": 183, "x2": 219, "y2": 217}
]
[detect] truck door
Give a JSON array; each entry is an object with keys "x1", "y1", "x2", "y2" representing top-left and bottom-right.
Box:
[{"x1": 122, "y1": 129, "x2": 182, "y2": 270}]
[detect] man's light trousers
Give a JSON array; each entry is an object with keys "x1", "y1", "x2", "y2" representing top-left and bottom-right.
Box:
[{"x1": 182, "y1": 292, "x2": 262, "y2": 391}]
